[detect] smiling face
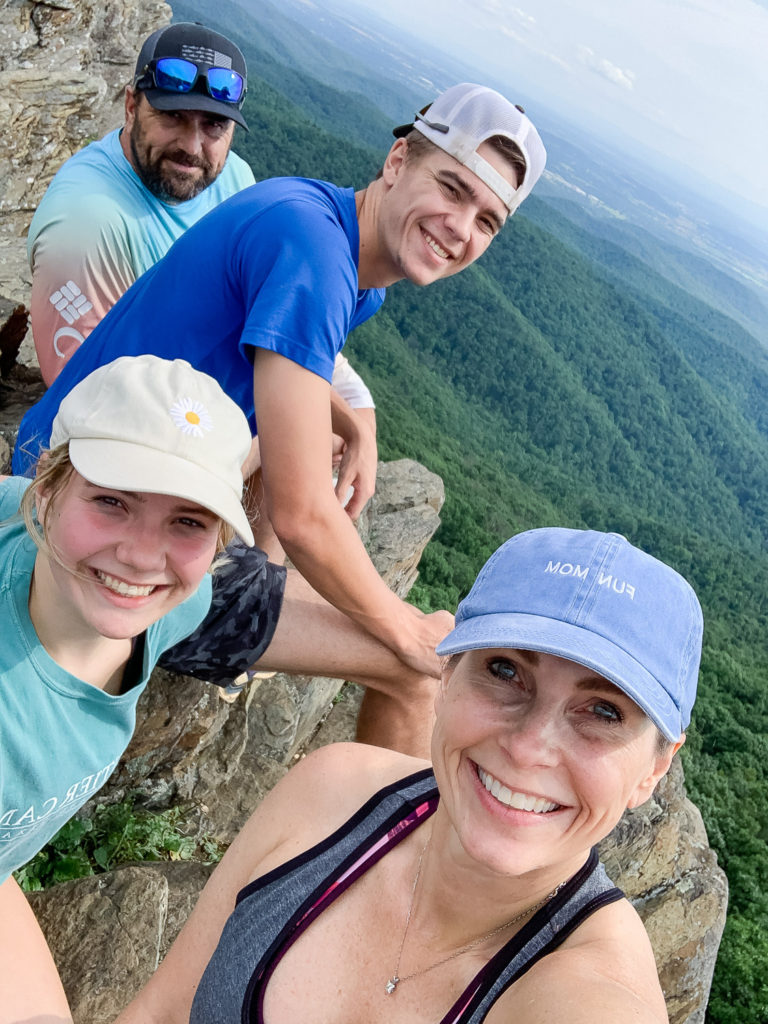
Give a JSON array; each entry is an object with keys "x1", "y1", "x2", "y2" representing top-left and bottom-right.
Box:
[
  {"x1": 431, "y1": 648, "x2": 679, "y2": 881},
  {"x1": 32, "y1": 471, "x2": 220, "y2": 643},
  {"x1": 368, "y1": 137, "x2": 513, "y2": 288},
  {"x1": 122, "y1": 88, "x2": 234, "y2": 202}
]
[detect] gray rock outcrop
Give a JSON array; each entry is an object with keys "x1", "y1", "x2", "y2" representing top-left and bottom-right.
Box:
[
  {"x1": 28, "y1": 862, "x2": 214, "y2": 1024},
  {"x1": 598, "y1": 757, "x2": 728, "y2": 1024},
  {"x1": 0, "y1": 0, "x2": 171, "y2": 361}
]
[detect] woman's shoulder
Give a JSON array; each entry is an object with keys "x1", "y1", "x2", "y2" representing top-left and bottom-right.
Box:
[
  {"x1": 220, "y1": 743, "x2": 430, "y2": 890},
  {"x1": 0, "y1": 476, "x2": 30, "y2": 519},
  {"x1": 488, "y1": 898, "x2": 668, "y2": 1024},
  {"x1": 260, "y1": 742, "x2": 429, "y2": 841},
  {"x1": 294, "y1": 741, "x2": 429, "y2": 797}
]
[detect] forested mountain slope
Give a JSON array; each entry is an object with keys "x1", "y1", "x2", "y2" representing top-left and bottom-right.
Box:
[
  {"x1": 526, "y1": 196, "x2": 768, "y2": 358},
  {"x1": 173, "y1": 2, "x2": 768, "y2": 1017}
]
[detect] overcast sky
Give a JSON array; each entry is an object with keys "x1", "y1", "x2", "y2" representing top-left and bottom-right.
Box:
[{"x1": 344, "y1": 0, "x2": 768, "y2": 217}]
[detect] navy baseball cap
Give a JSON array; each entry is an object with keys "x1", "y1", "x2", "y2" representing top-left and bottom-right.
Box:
[
  {"x1": 134, "y1": 22, "x2": 248, "y2": 130},
  {"x1": 436, "y1": 528, "x2": 703, "y2": 740}
]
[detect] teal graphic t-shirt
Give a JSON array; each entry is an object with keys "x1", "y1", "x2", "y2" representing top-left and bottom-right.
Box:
[{"x1": 0, "y1": 477, "x2": 212, "y2": 879}]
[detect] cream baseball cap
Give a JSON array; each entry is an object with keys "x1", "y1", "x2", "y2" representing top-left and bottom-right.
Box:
[{"x1": 50, "y1": 355, "x2": 254, "y2": 545}]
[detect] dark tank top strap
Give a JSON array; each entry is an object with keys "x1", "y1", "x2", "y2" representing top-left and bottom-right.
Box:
[
  {"x1": 235, "y1": 766, "x2": 436, "y2": 908},
  {"x1": 440, "y1": 848, "x2": 624, "y2": 1024},
  {"x1": 188, "y1": 769, "x2": 439, "y2": 1024},
  {"x1": 244, "y1": 769, "x2": 439, "y2": 1022}
]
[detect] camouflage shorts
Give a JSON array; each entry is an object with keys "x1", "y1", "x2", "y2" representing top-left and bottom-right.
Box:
[{"x1": 159, "y1": 540, "x2": 287, "y2": 687}]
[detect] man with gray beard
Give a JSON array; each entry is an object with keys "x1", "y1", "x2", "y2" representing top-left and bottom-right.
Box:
[{"x1": 28, "y1": 23, "x2": 254, "y2": 384}]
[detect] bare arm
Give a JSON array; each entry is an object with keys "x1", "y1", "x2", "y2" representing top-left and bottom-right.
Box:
[
  {"x1": 330, "y1": 354, "x2": 378, "y2": 515},
  {"x1": 328, "y1": 387, "x2": 378, "y2": 518},
  {"x1": 252, "y1": 349, "x2": 452, "y2": 677},
  {"x1": 0, "y1": 876, "x2": 73, "y2": 1024},
  {"x1": 352, "y1": 405, "x2": 377, "y2": 436}
]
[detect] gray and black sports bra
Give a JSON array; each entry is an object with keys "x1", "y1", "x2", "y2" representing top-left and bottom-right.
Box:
[{"x1": 190, "y1": 769, "x2": 623, "y2": 1023}]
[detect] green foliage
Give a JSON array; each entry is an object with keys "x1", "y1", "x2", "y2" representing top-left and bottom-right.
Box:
[
  {"x1": 527, "y1": 194, "x2": 768, "y2": 351},
  {"x1": 705, "y1": 915, "x2": 768, "y2": 1023},
  {"x1": 14, "y1": 800, "x2": 222, "y2": 892}
]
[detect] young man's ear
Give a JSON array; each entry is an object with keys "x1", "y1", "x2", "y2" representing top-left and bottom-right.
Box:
[
  {"x1": 381, "y1": 138, "x2": 409, "y2": 187},
  {"x1": 626, "y1": 735, "x2": 685, "y2": 809}
]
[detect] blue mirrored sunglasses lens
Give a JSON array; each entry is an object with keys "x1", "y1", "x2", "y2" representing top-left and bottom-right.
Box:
[
  {"x1": 154, "y1": 57, "x2": 197, "y2": 92},
  {"x1": 206, "y1": 68, "x2": 244, "y2": 102}
]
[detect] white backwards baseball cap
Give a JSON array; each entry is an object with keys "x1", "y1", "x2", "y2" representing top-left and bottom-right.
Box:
[
  {"x1": 393, "y1": 83, "x2": 547, "y2": 214},
  {"x1": 50, "y1": 355, "x2": 254, "y2": 545}
]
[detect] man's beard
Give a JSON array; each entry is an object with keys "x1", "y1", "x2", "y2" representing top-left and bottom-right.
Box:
[{"x1": 129, "y1": 122, "x2": 217, "y2": 203}]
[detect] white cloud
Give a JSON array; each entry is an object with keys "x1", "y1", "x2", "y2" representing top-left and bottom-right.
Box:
[
  {"x1": 578, "y1": 45, "x2": 636, "y2": 90},
  {"x1": 510, "y1": 6, "x2": 536, "y2": 26},
  {"x1": 497, "y1": 23, "x2": 530, "y2": 45},
  {"x1": 459, "y1": 0, "x2": 536, "y2": 28},
  {"x1": 498, "y1": 23, "x2": 570, "y2": 71}
]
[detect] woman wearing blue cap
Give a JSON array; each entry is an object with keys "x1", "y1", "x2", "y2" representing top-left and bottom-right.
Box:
[{"x1": 115, "y1": 528, "x2": 702, "y2": 1024}]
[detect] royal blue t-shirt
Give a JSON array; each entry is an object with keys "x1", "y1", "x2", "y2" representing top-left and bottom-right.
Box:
[{"x1": 14, "y1": 178, "x2": 384, "y2": 474}]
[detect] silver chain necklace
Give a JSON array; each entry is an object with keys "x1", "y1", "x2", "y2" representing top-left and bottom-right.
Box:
[{"x1": 385, "y1": 837, "x2": 567, "y2": 996}]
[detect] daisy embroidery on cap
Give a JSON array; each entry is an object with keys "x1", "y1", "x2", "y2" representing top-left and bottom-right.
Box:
[{"x1": 169, "y1": 397, "x2": 213, "y2": 438}]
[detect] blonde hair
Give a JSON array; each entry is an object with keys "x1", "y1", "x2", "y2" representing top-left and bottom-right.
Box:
[
  {"x1": 19, "y1": 443, "x2": 75, "y2": 559},
  {"x1": 18, "y1": 443, "x2": 235, "y2": 565}
]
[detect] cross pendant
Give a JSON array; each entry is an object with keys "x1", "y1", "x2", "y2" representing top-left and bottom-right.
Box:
[{"x1": 385, "y1": 977, "x2": 399, "y2": 995}]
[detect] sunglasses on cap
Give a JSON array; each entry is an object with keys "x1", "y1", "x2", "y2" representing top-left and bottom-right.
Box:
[{"x1": 137, "y1": 57, "x2": 246, "y2": 105}]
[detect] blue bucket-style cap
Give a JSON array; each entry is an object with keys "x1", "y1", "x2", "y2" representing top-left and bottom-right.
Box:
[{"x1": 436, "y1": 528, "x2": 703, "y2": 741}]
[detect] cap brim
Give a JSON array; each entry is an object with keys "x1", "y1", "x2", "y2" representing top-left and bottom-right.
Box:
[
  {"x1": 392, "y1": 122, "x2": 414, "y2": 139},
  {"x1": 435, "y1": 612, "x2": 681, "y2": 740},
  {"x1": 68, "y1": 438, "x2": 254, "y2": 547},
  {"x1": 143, "y1": 88, "x2": 248, "y2": 131}
]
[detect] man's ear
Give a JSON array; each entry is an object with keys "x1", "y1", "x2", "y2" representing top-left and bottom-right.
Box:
[
  {"x1": 124, "y1": 85, "x2": 138, "y2": 129},
  {"x1": 626, "y1": 735, "x2": 685, "y2": 809},
  {"x1": 381, "y1": 138, "x2": 409, "y2": 187}
]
